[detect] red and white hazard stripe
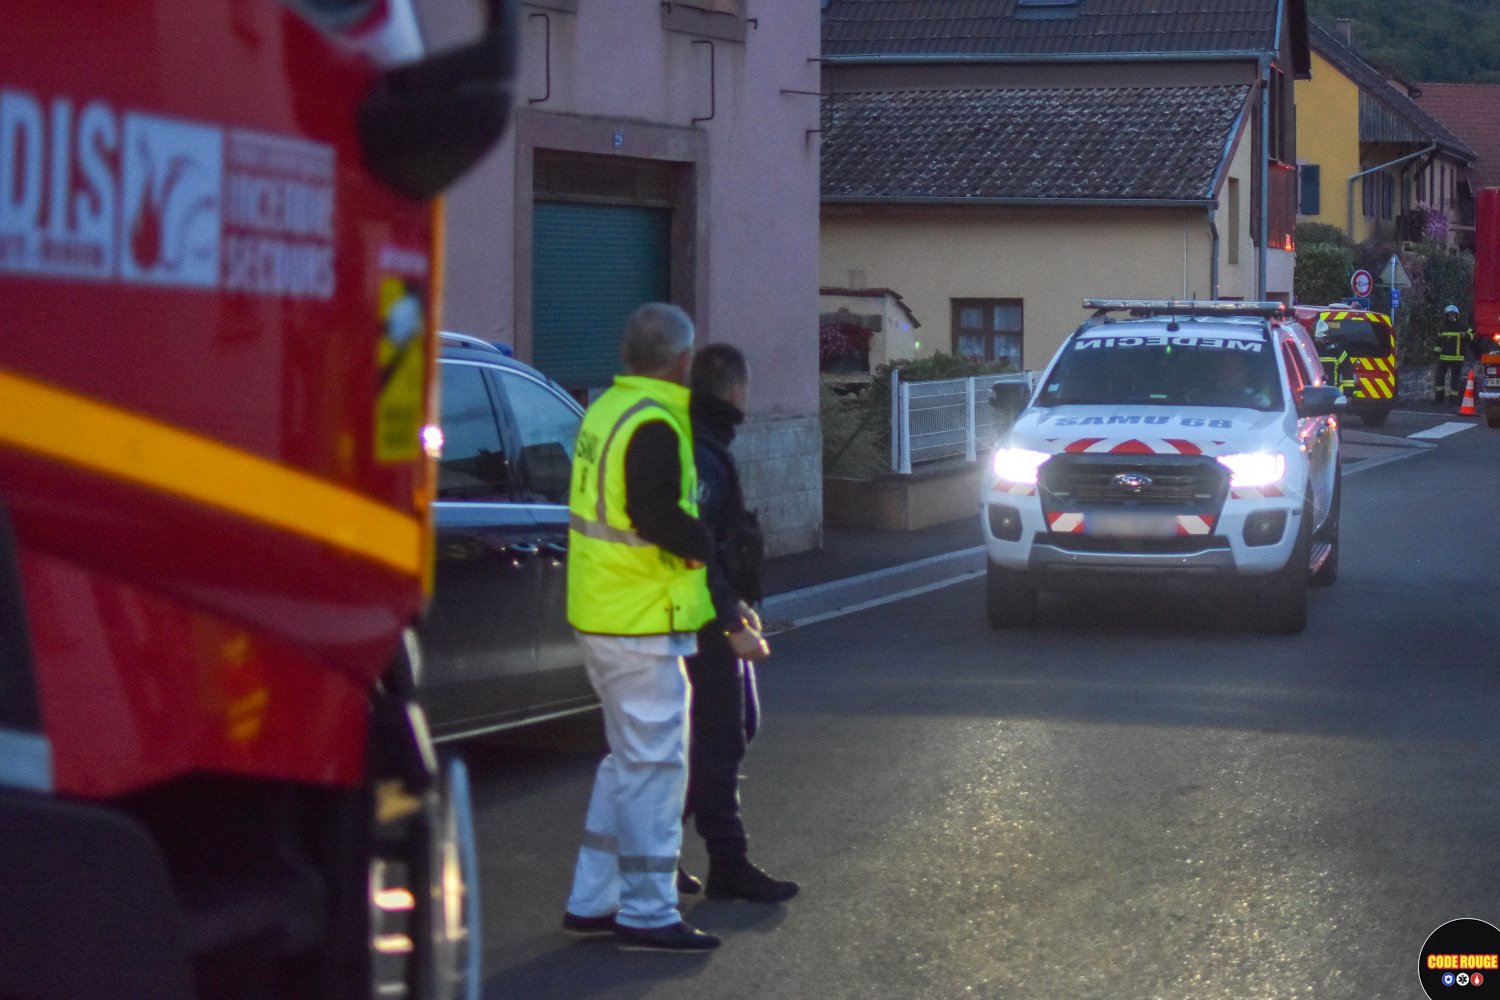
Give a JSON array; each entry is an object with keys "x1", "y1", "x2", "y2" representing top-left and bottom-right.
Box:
[
  {"x1": 1046, "y1": 512, "x2": 1085, "y2": 533},
  {"x1": 1057, "y1": 438, "x2": 1222, "y2": 456},
  {"x1": 1230, "y1": 485, "x2": 1284, "y2": 499},
  {"x1": 1176, "y1": 515, "x2": 1214, "y2": 535}
]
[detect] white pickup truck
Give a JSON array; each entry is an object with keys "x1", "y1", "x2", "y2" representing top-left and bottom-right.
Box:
[{"x1": 982, "y1": 300, "x2": 1344, "y2": 634}]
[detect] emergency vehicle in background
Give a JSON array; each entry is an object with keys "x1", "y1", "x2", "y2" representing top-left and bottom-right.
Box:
[
  {"x1": 1473, "y1": 187, "x2": 1500, "y2": 427},
  {"x1": 983, "y1": 300, "x2": 1344, "y2": 636},
  {"x1": 1292, "y1": 304, "x2": 1397, "y2": 427},
  {"x1": 1, "y1": 2, "x2": 515, "y2": 998}
]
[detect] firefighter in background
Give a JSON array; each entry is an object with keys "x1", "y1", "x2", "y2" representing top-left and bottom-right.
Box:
[
  {"x1": 1315, "y1": 317, "x2": 1353, "y2": 398},
  {"x1": 1434, "y1": 304, "x2": 1473, "y2": 405}
]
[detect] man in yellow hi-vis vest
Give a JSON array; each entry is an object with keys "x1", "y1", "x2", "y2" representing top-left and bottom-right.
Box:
[{"x1": 562, "y1": 302, "x2": 721, "y2": 953}]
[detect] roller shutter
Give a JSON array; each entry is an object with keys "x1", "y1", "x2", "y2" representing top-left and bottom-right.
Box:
[{"x1": 532, "y1": 201, "x2": 670, "y2": 391}]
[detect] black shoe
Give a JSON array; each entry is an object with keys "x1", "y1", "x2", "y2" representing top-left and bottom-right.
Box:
[
  {"x1": 614, "y1": 920, "x2": 721, "y2": 952},
  {"x1": 562, "y1": 911, "x2": 618, "y2": 938},
  {"x1": 677, "y1": 865, "x2": 703, "y2": 895},
  {"x1": 706, "y1": 857, "x2": 800, "y2": 903}
]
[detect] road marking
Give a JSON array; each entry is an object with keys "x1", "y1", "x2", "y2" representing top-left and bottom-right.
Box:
[
  {"x1": 767, "y1": 545, "x2": 985, "y2": 605},
  {"x1": 1342, "y1": 448, "x2": 1430, "y2": 477},
  {"x1": 1408, "y1": 422, "x2": 1476, "y2": 440},
  {"x1": 768, "y1": 569, "x2": 986, "y2": 632}
]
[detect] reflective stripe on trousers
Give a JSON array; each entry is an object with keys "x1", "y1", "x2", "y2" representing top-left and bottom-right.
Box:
[{"x1": 567, "y1": 632, "x2": 691, "y2": 928}]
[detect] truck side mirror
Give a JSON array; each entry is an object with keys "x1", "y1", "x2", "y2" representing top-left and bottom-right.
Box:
[{"x1": 358, "y1": 0, "x2": 518, "y2": 201}]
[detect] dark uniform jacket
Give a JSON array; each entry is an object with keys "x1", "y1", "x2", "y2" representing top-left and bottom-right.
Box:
[{"x1": 690, "y1": 394, "x2": 764, "y2": 629}]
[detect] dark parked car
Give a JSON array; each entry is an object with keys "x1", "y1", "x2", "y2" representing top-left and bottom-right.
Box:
[{"x1": 421, "y1": 332, "x2": 594, "y2": 740}]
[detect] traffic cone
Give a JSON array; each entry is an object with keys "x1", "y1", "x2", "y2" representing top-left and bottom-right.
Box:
[{"x1": 1459, "y1": 370, "x2": 1477, "y2": 416}]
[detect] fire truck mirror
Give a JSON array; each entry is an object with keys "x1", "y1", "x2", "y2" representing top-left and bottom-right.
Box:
[{"x1": 357, "y1": 0, "x2": 519, "y2": 201}]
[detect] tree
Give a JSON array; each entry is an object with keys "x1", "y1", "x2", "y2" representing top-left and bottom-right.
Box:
[{"x1": 1295, "y1": 243, "x2": 1356, "y2": 305}]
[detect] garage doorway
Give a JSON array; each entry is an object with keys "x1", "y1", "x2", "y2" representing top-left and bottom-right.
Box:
[{"x1": 531, "y1": 152, "x2": 675, "y2": 394}]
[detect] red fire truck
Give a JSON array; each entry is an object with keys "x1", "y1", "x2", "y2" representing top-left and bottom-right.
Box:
[
  {"x1": 0, "y1": 2, "x2": 514, "y2": 997},
  {"x1": 1474, "y1": 187, "x2": 1500, "y2": 427}
]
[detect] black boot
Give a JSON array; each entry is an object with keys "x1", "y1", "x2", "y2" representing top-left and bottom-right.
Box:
[
  {"x1": 677, "y1": 864, "x2": 703, "y2": 895},
  {"x1": 706, "y1": 856, "x2": 799, "y2": 903}
]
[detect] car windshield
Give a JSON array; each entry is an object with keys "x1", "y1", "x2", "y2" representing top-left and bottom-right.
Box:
[
  {"x1": 1320, "y1": 316, "x2": 1392, "y2": 358},
  {"x1": 1035, "y1": 325, "x2": 1284, "y2": 411}
]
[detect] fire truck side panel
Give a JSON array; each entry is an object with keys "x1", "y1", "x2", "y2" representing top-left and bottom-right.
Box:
[
  {"x1": 1477, "y1": 189, "x2": 1500, "y2": 345},
  {"x1": 2, "y1": 1, "x2": 438, "y2": 796}
]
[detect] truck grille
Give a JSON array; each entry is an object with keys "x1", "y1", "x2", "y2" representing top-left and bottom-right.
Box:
[{"x1": 1040, "y1": 455, "x2": 1227, "y2": 513}]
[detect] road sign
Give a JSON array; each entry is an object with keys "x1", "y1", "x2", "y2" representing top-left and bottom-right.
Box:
[
  {"x1": 1380, "y1": 254, "x2": 1412, "y2": 289},
  {"x1": 1351, "y1": 269, "x2": 1373, "y2": 297},
  {"x1": 1390, "y1": 286, "x2": 1402, "y2": 314}
]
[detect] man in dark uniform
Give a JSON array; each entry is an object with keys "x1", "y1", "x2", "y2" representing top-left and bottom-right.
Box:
[
  {"x1": 1434, "y1": 304, "x2": 1473, "y2": 405},
  {"x1": 676, "y1": 343, "x2": 798, "y2": 904}
]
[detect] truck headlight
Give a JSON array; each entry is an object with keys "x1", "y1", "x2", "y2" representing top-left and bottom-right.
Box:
[
  {"x1": 991, "y1": 447, "x2": 1051, "y2": 485},
  {"x1": 1217, "y1": 452, "x2": 1286, "y2": 489}
]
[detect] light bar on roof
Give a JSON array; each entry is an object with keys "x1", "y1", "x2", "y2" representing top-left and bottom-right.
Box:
[{"x1": 1082, "y1": 299, "x2": 1290, "y2": 318}]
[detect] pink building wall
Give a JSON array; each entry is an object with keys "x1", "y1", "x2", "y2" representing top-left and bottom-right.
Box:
[{"x1": 419, "y1": 0, "x2": 823, "y2": 553}]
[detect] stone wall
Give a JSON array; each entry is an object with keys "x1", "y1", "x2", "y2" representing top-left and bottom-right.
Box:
[
  {"x1": 733, "y1": 415, "x2": 823, "y2": 557},
  {"x1": 1398, "y1": 363, "x2": 1435, "y2": 400}
]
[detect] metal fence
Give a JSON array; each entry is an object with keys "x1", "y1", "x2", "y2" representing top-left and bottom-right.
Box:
[{"x1": 890, "y1": 370, "x2": 1036, "y2": 474}]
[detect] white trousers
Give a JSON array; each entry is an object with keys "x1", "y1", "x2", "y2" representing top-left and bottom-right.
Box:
[{"x1": 567, "y1": 632, "x2": 693, "y2": 928}]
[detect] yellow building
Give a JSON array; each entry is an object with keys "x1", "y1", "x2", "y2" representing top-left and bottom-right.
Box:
[{"x1": 1296, "y1": 20, "x2": 1474, "y2": 244}]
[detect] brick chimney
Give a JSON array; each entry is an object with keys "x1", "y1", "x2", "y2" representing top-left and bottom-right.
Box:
[{"x1": 1335, "y1": 17, "x2": 1353, "y2": 45}]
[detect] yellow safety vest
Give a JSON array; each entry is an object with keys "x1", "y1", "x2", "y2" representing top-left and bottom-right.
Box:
[{"x1": 566, "y1": 375, "x2": 713, "y2": 635}]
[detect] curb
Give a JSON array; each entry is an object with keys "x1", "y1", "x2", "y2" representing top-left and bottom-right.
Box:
[{"x1": 761, "y1": 546, "x2": 985, "y2": 631}]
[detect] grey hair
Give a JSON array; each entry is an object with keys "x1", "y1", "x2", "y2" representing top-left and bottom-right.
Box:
[{"x1": 621, "y1": 303, "x2": 695, "y2": 374}]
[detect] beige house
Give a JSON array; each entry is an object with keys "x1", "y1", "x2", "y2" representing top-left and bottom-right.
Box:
[{"x1": 819, "y1": 0, "x2": 1309, "y2": 371}]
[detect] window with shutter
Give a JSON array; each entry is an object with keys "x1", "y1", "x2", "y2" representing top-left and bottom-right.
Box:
[{"x1": 1299, "y1": 164, "x2": 1320, "y2": 217}]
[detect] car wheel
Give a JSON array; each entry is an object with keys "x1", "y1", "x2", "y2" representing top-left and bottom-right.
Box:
[
  {"x1": 1310, "y1": 473, "x2": 1340, "y2": 587},
  {"x1": 1254, "y1": 500, "x2": 1310, "y2": 634},
  {"x1": 986, "y1": 560, "x2": 1037, "y2": 629},
  {"x1": 1360, "y1": 409, "x2": 1389, "y2": 428}
]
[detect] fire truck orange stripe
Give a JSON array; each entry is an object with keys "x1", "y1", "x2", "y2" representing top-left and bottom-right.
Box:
[{"x1": 0, "y1": 370, "x2": 423, "y2": 576}]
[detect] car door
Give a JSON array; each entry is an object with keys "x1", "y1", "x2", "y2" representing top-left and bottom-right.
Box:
[
  {"x1": 422, "y1": 358, "x2": 541, "y2": 738},
  {"x1": 1279, "y1": 333, "x2": 1335, "y2": 529},
  {"x1": 491, "y1": 368, "x2": 592, "y2": 713}
]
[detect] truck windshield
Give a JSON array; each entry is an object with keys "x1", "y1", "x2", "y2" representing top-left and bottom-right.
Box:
[
  {"x1": 1036, "y1": 328, "x2": 1284, "y2": 411},
  {"x1": 1321, "y1": 317, "x2": 1392, "y2": 358}
]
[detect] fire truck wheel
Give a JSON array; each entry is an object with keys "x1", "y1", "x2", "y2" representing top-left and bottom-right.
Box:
[
  {"x1": 986, "y1": 561, "x2": 1037, "y2": 629},
  {"x1": 369, "y1": 756, "x2": 480, "y2": 1000},
  {"x1": 1359, "y1": 409, "x2": 1389, "y2": 428},
  {"x1": 1254, "y1": 500, "x2": 1310, "y2": 634}
]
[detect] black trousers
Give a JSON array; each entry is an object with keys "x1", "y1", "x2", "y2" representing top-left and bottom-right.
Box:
[
  {"x1": 684, "y1": 629, "x2": 750, "y2": 860},
  {"x1": 1435, "y1": 358, "x2": 1464, "y2": 401}
]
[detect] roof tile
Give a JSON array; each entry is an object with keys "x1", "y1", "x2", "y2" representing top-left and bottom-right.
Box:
[
  {"x1": 822, "y1": 85, "x2": 1251, "y2": 201},
  {"x1": 823, "y1": 0, "x2": 1281, "y2": 59},
  {"x1": 1414, "y1": 84, "x2": 1500, "y2": 189}
]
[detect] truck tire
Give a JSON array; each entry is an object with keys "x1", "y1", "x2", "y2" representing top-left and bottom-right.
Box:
[
  {"x1": 1311, "y1": 474, "x2": 1340, "y2": 587},
  {"x1": 1360, "y1": 409, "x2": 1389, "y2": 428},
  {"x1": 1255, "y1": 501, "x2": 1310, "y2": 634},
  {"x1": 986, "y1": 560, "x2": 1037, "y2": 629}
]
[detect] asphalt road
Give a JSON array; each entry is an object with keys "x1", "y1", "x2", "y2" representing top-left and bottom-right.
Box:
[{"x1": 462, "y1": 409, "x2": 1500, "y2": 1000}]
